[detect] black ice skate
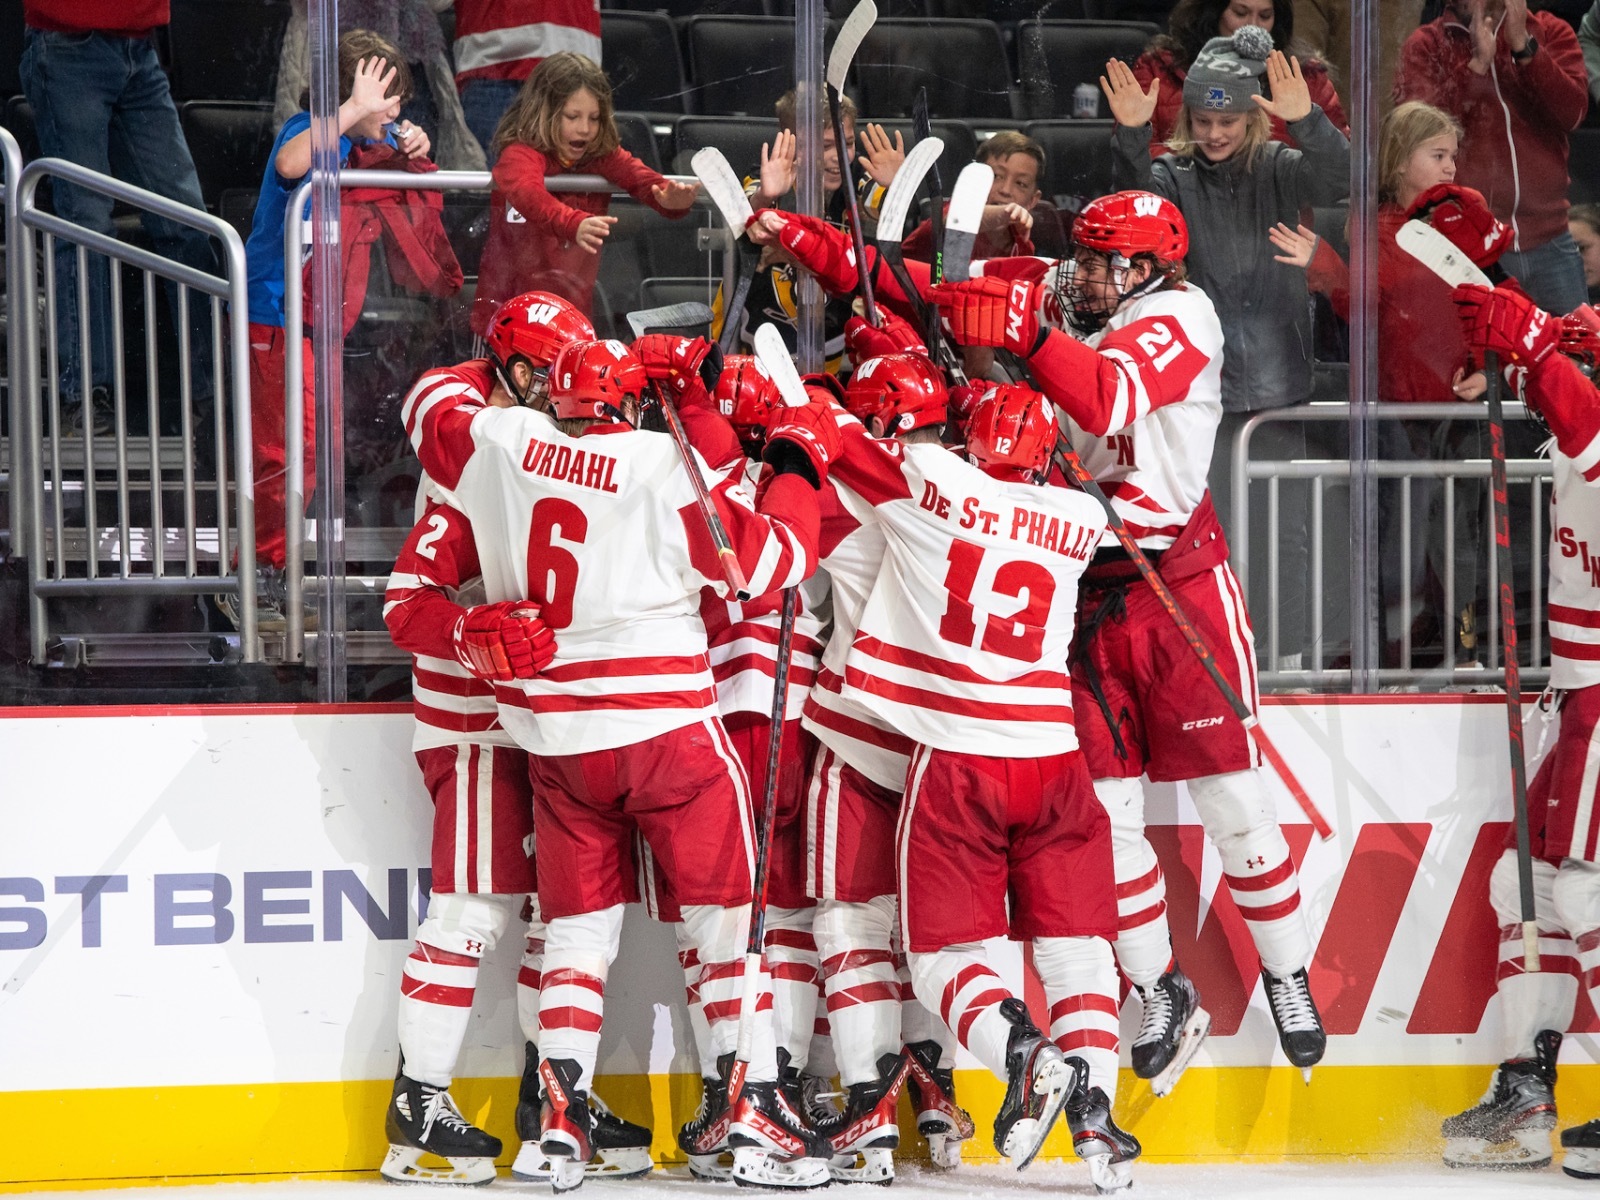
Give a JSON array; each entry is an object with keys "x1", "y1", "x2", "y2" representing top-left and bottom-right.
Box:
[
  {"x1": 904, "y1": 1039, "x2": 975, "y2": 1169},
  {"x1": 381, "y1": 1070, "x2": 501, "y2": 1186},
  {"x1": 992, "y1": 997, "x2": 1082, "y2": 1171},
  {"x1": 678, "y1": 1052, "x2": 735, "y2": 1181},
  {"x1": 1562, "y1": 1116, "x2": 1600, "y2": 1178},
  {"x1": 826, "y1": 1052, "x2": 910, "y2": 1184},
  {"x1": 798, "y1": 1071, "x2": 845, "y2": 1139},
  {"x1": 1262, "y1": 967, "x2": 1325, "y2": 1079},
  {"x1": 537, "y1": 1058, "x2": 594, "y2": 1193},
  {"x1": 1065, "y1": 1078, "x2": 1142, "y2": 1194},
  {"x1": 728, "y1": 1073, "x2": 834, "y2": 1189},
  {"x1": 1131, "y1": 964, "x2": 1211, "y2": 1097},
  {"x1": 1442, "y1": 1029, "x2": 1560, "y2": 1170},
  {"x1": 512, "y1": 1043, "x2": 652, "y2": 1183}
]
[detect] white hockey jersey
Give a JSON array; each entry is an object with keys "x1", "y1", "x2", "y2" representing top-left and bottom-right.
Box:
[{"x1": 402, "y1": 360, "x2": 819, "y2": 756}]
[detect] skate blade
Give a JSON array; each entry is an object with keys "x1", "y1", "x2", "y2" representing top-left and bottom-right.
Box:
[
  {"x1": 1007, "y1": 1059, "x2": 1079, "y2": 1172},
  {"x1": 548, "y1": 1157, "x2": 586, "y2": 1194},
  {"x1": 731, "y1": 1146, "x2": 832, "y2": 1190},
  {"x1": 1443, "y1": 1133, "x2": 1553, "y2": 1170},
  {"x1": 1087, "y1": 1155, "x2": 1135, "y2": 1194},
  {"x1": 827, "y1": 1146, "x2": 894, "y2": 1185},
  {"x1": 688, "y1": 1151, "x2": 735, "y2": 1181},
  {"x1": 511, "y1": 1143, "x2": 652, "y2": 1183},
  {"x1": 380, "y1": 1144, "x2": 498, "y2": 1186},
  {"x1": 1150, "y1": 1006, "x2": 1212, "y2": 1099},
  {"x1": 922, "y1": 1129, "x2": 967, "y2": 1171}
]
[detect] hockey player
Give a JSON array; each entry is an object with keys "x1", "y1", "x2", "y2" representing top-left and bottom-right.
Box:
[
  {"x1": 927, "y1": 191, "x2": 1325, "y2": 1088},
  {"x1": 820, "y1": 380, "x2": 1139, "y2": 1191},
  {"x1": 1439, "y1": 287, "x2": 1600, "y2": 1175},
  {"x1": 402, "y1": 331, "x2": 838, "y2": 1191}
]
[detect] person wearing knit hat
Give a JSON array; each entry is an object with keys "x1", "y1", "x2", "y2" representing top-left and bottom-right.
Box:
[{"x1": 1183, "y1": 24, "x2": 1274, "y2": 112}]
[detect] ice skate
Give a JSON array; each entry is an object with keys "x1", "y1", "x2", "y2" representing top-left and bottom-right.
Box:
[
  {"x1": 512, "y1": 1044, "x2": 652, "y2": 1183},
  {"x1": 826, "y1": 1052, "x2": 909, "y2": 1184},
  {"x1": 729, "y1": 1074, "x2": 834, "y2": 1189},
  {"x1": 678, "y1": 1052, "x2": 735, "y2": 1181},
  {"x1": 1066, "y1": 1079, "x2": 1141, "y2": 1194},
  {"x1": 904, "y1": 1039, "x2": 974, "y2": 1169},
  {"x1": 381, "y1": 1070, "x2": 501, "y2": 1186},
  {"x1": 537, "y1": 1058, "x2": 594, "y2": 1193},
  {"x1": 1131, "y1": 965, "x2": 1210, "y2": 1097},
  {"x1": 1442, "y1": 1029, "x2": 1560, "y2": 1170},
  {"x1": 992, "y1": 998, "x2": 1082, "y2": 1171},
  {"x1": 1562, "y1": 1117, "x2": 1600, "y2": 1178},
  {"x1": 798, "y1": 1072, "x2": 845, "y2": 1139},
  {"x1": 1262, "y1": 967, "x2": 1325, "y2": 1078}
]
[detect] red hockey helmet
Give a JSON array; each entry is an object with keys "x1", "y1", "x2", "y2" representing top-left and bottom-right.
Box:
[
  {"x1": 546, "y1": 339, "x2": 650, "y2": 423},
  {"x1": 965, "y1": 383, "x2": 1057, "y2": 483},
  {"x1": 843, "y1": 353, "x2": 948, "y2": 437},
  {"x1": 485, "y1": 291, "x2": 596, "y2": 405},
  {"x1": 1073, "y1": 191, "x2": 1188, "y2": 265},
  {"x1": 714, "y1": 354, "x2": 782, "y2": 443},
  {"x1": 1561, "y1": 308, "x2": 1600, "y2": 376}
]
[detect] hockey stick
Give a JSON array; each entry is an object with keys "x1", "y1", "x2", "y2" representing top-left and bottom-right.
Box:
[
  {"x1": 873, "y1": 135, "x2": 944, "y2": 346},
  {"x1": 691, "y1": 147, "x2": 764, "y2": 355},
  {"x1": 754, "y1": 322, "x2": 809, "y2": 409},
  {"x1": 913, "y1": 88, "x2": 944, "y2": 287},
  {"x1": 1050, "y1": 440, "x2": 1333, "y2": 839},
  {"x1": 1396, "y1": 220, "x2": 1539, "y2": 970},
  {"x1": 625, "y1": 301, "x2": 715, "y2": 340},
  {"x1": 940, "y1": 162, "x2": 995, "y2": 288},
  {"x1": 658, "y1": 398, "x2": 750, "y2": 599},
  {"x1": 827, "y1": 0, "x2": 880, "y2": 326}
]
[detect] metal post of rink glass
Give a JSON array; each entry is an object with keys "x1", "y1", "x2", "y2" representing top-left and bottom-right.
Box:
[{"x1": 1, "y1": 127, "x2": 25, "y2": 561}]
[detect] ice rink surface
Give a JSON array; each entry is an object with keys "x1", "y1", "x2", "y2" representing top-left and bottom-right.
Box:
[{"x1": 22, "y1": 1162, "x2": 1600, "y2": 1200}]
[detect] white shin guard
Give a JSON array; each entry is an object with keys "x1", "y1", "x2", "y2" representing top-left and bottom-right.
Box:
[
  {"x1": 764, "y1": 905, "x2": 820, "y2": 1070},
  {"x1": 1095, "y1": 776, "x2": 1172, "y2": 988},
  {"x1": 815, "y1": 895, "x2": 901, "y2": 1086},
  {"x1": 1492, "y1": 853, "x2": 1575, "y2": 1060},
  {"x1": 538, "y1": 904, "x2": 625, "y2": 1091},
  {"x1": 684, "y1": 902, "x2": 779, "y2": 1084},
  {"x1": 1033, "y1": 935, "x2": 1120, "y2": 1099},
  {"x1": 399, "y1": 891, "x2": 516, "y2": 1087},
  {"x1": 908, "y1": 945, "x2": 1014, "y2": 1080},
  {"x1": 517, "y1": 894, "x2": 546, "y2": 1048}
]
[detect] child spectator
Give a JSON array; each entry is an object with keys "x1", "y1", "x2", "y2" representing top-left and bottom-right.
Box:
[
  {"x1": 900, "y1": 132, "x2": 1061, "y2": 262},
  {"x1": 1133, "y1": 0, "x2": 1349, "y2": 157},
  {"x1": 1572, "y1": 203, "x2": 1600, "y2": 306},
  {"x1": 1106, "y1": 27, "x2": 1350, "y2": 673},
  {"x1": 470, "y1": 52, "x2": 698, "y2": 333},
  {"x1": 239, "y1": 31, "x2": 429, "y2": 620}
]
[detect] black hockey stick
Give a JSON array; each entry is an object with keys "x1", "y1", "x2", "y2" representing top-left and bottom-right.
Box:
[
  {"x1": 827, "y1": 1, "x2": 880, "y2": 326},
  {"x1": 914, "y1": 88, "x2": 946, "y2": 289},
  {"x1": 691, "y1": 146, "x2": 764, "y2": 355}
]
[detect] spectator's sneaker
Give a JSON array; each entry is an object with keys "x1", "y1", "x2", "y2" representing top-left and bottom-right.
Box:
[
  {"x1": 63, "y1": 386, "x2": 115, "y2": 438},
  {"x1": 215, "y1": 565, "x2": 315, "y2": 634}
]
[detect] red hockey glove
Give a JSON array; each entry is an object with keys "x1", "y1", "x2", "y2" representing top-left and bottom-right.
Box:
[
  {"x1": 1453, "y1": 283, "x2": 1559, "y2": 368},
  {"x1": 763, "y1": 389, "x2": 843, "y2": 488},
  {"x1": 844, "y1": 311, "x2": 926, "y2": 366},
  {"x1": 1406, "y1": 183, "x2": 1513, "y2": 269},
  {"x1": 453, "y1": 601, "x2": 556, "y2": 682},
  {"x1": 632, "y1": 334, "x2": 719, "y2": 408},
  {"x1": 754, "y1": 209, "x2": 860, "y2": 296},
  {"x1": 927, "y1": 277, "x2": 1046, "y2": 356}
]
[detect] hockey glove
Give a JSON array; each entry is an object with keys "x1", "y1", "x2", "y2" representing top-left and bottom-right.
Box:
[
  {"x1": 453, "y1": 601, "x2": 556, "y2": 682},
  {"x1": 844, "y1": 311, "x2": 926, "y2": 366},
  {"x1": 926, "y1": 277, "x2": 1046, "y2": 356},
  {"x1": 763, "y1": 389, "x2": 843, "y2": 488},
  {"x1": 1406, "y1": 183, "x2": 1513, "y2": 269},
  {"x1": 1453, "y1": 283, "x2": 1559, "y2": 368},
  {"x1": 633, "y1": 333, "x2": 721, "y2": 409},
  {"x1": 752, "y1": 209, "x2": 861, "y2": 297}
]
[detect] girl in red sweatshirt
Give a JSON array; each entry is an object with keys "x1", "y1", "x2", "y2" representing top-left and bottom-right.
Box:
[{"x1": 470, "y1": 51, "x2": 698, "y2": 333}]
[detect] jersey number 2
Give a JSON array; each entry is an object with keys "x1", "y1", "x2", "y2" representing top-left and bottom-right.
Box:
[
  {"x1": 937, "y1": 542, "x2": 1055, "y2": 661},
  {"x1": 526, "y1": 498, "x2": 587, "y2": 629}
]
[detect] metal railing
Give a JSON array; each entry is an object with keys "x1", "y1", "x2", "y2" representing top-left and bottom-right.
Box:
[
  {"x1": 1, "y1": 127, "x2": 23, "y2": 558},
  {"x1": 1233, "y1": 402, "x2": 1552, "y2": 691},
  {"x1": 14, "y1": 157, "x2": 256, "y2": 662}
]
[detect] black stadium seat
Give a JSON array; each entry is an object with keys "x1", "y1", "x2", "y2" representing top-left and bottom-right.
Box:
[
  {"x1": 166, "y1": 0, "x2": 289, "y2": 103},
  {"x1": 0, "y1": 0, "x2": 22, "y2": 98},
  {"x1": 683, "y1": 17, "x2": 796, "y2": 117},
  {"x1": 179, "y1": 101, "x2": 276, "y2": 215},
  {"x1": 1016, "y1": 21, "x2": 1159, "y2": 120},
  {"x1": 1023, "y1": 120, "x2": 1117, "y2": 211},
  {"x1": 849, "y1": 19, "x2": 1014, "y2": 120},
  {"x1": 600, "y1": 13, "x2": 688, "y2": 117},
  {"x1": 671, "y1": 116, "x2": 773, "y2": 177},
  {"x1": 4, "y1": 93, "x2": 35, "y2": 160},
  {"x1": 604, "y1": 0, "x2": 769, "y2": 14},
  {"x1": 613, "y1": 112, "x2": 663, "y2": 173},
  {"x1": 1570, "y1": 129, "x2": 1600, "y2": 206}
]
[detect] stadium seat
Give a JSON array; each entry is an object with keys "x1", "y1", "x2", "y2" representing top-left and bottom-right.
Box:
[
  {"x1": 850, "y1": 19, "x2": 1014, "y2": 120},
  {"x1": 639, "y1": 275, "x2": 719, "y2": 314},
  {"x1": 671, "y1": 116, "x2": 773, "y2": 177},
  {"x1": 683, "y1": 17, "x2": 796, "y2": 117},
  {"x1": 0, "y1": 0, "x2": 22, "y2": 98},
  {"x1": 1016, "y1": 21, "x2": 1159, "y2": 120},
  {"x1": 604, "y1": 0, "x2": 769, "y2": 14},
  {"x1": 179, "y1": 101, "x2": 276, "y2": 215},
  {"x1": 1022, "y1": 120, "x2": 1116, "y2": 210},
  {"x1": 166, "y1": 0, "x2": 289, "y2": 103},
  {"x1": 1570, "y1": 129, "x2": 1600, "y2": 206},
  {"x1": 601, "y1": 13, "x2": 689, "y2": 117},
  {"x1": 219, "y1": 187, "x2": 260, "y2": 243},
  {"x1": 4, "y1": 93, "x2": 35, "y2": 161},
  {"x1": 614, "y1": 112, "x2": 663, "y2": 173}
]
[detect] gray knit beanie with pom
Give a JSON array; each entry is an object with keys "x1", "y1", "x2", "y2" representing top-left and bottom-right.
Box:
[{"x1": 1182, "y1": 25, "x2": 1273, "y2": 113}]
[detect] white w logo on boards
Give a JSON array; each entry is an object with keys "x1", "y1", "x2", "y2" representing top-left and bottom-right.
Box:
[{"x1": 1132, "y1": 195, "x2": 1162, "y2": 217}]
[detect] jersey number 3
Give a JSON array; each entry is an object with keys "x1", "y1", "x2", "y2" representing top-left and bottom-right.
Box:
[
  {"x1": 526, "y1": 498, "x2": 587, "y2": 629},
  {"x1": 938, "y1": 541, "x2": 1055, "y2": 661}
]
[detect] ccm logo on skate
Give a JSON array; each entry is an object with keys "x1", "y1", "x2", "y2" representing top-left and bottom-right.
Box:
[{"x1": 1180, "y1": 716, "x2": 1225, "y2": 730}]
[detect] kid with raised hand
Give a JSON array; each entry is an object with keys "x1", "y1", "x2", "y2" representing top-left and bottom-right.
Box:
[{"x1": 470, "y1": 51, "x2": 698, "y2": 331}]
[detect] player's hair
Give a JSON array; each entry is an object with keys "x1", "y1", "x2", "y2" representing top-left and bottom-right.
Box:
[
  {"x1": 492, "y1": 51, "x2": 621, "y2": 161},
  {"x1": 300, "y1": 29, "x2": 413, "y2": 113},
  {"x1": 899, "y1": 426, "x2": 943, "y2": 446},
  {"x1": 1377, "y1": 101, "x2": 1462, "y2": 206},
  {"x1": 1165, "y1": 104, "x2": 1272, "y2": 168},
  {"x1": 1573, "y1": 203, "x2": 1600, "y2": 238},
  {"x1": 1149, "y1": 0, "x2": 1321, "y2": 74},
  {"x1": 976, "y1": 131, "x2": 1046, "y2": 179},
  {"x1": 775, "y1": 87, "x2": 856, "y2": 132}
]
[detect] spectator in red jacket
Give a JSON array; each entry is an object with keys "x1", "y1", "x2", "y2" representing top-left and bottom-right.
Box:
[
  {"x1": 1132, "y1": 0, "x2": 1349, "y2": 157},
  {"x1": 1394, "y1": 0, "x2": 1591, "y2": 316},
  {"x1": 471, "y1": 52, "x2": 698, "y2": 332}
]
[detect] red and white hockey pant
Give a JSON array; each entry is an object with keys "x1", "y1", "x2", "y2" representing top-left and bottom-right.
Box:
[{"x1": 1489, "y1": 850, "x2": 1600, "y2": 1060}]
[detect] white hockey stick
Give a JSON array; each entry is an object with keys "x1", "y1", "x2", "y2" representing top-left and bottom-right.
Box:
[
  {"x1": 827, "y1": 1, "x2": 880, "y2": 324},
  {"x1": 1394, "y1": 219, "x2": 1493, "y2": 289},
  {"x1": 754, "y1": 323, "x2": 808, "y2": 408},
  {"x1": 877, "y1": 136, "x2": 943, "y2": 248},
  {"x1": 691, "y1": 146, "x2": 754, "y2": 233},
  {"x1": 940, "y1": 162, "x2": 995, "y2": 285},
  {"x1": 625, "y1": 301, "x2": 715, "y2": 341}
]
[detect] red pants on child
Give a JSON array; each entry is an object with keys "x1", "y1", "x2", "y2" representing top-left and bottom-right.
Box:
[{"x1": 247, "y1": 322, "x2": 315, "y2": 570}]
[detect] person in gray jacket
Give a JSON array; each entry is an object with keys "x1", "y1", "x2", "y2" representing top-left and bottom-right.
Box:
[{"x1": 1104, "y1": 25, "x2": 1350, "y2": 674}]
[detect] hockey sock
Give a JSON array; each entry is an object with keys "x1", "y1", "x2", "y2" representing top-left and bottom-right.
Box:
[
  {"x1": 675, "y1": 921, "x2": 718, "y2": 1080},
  {"x1": 538, "y1": 904, "x2": 624, "y2": 1091},
  {"x1": 517, "y1": 894, "x2": 546, "y2": 1046},
  {"x1": 816, "y1": 895, "x2": 901, "y2": 1086},
  {"x1": 1497, "y1": 853, "x2": 1574, "y2": 1059},
  {"x1": 1034, "y1": 935, "x2": 1120, "y2": 1098},
  {"x1": 807, "y1": 1011, "x2": 839, "y2": 1082},
  {"x1": 908, "y1": 945, "x2": 1015, "y2": 1079},
  {"x1": 685, "y1": 902, "x2": 779, "y2": 1083},
  {"x1": 895, "y1": 920, "x2": 959, "y2": 1069},
  {"x1": 1189, "y1": 770, "x2": 1312, "y2": 977},
  {"x1": 399, "y1": 891, "x2": 512, "y2": 1087},
  {"x1": 1095, "y1": 776, "x2": 1172, "y2": 988},
  {"x1": 765, "y1": 905, "x2": 821, "y2": 1071}
]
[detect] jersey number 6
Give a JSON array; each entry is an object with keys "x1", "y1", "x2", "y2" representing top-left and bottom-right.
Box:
[
  {"x1": 938, "y1": 541, "x2": 1055, "y2": 662},
  {"x1": 526, "y1": 498, "x2": 587, "y2": 629}
]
